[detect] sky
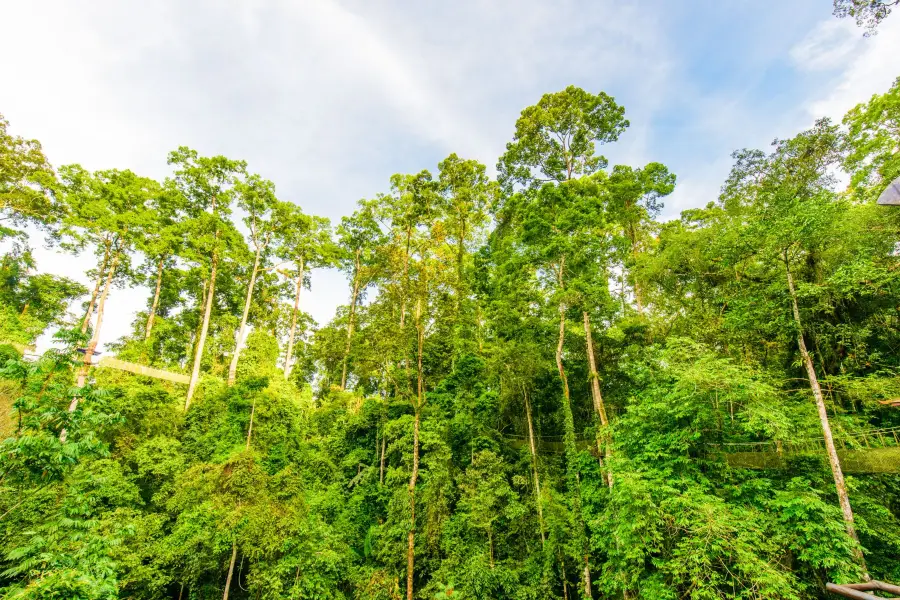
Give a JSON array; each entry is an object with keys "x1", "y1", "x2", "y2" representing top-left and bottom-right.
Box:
[{"x1": 2, "y1": 0, "x2": 900, "y2": 354}]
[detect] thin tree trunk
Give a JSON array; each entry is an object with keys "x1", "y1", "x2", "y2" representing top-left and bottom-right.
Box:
[
  {"x1": 406, "y1": 408, "x2": 420, "y2": 600},
  {"x1": 145, "y1": 257, "x2": 164, "y2": 340},
  {"x1": 380, "y1": 431, "x2": 386, "y2": 485},
  {"x1": 284, "y1": 259, "x2": 304, "y2": 379},
  {"x1": 629, "y1": 224, "x2": 644, "y2": 313},
  {"x1": 488, "y1": 527, "x2": 494, "y2": 569},
  {"x1": 228, "y1": 246, "x2": 263, "y2": 386},
  {"x1": 785, "y1": 254, "x2": 867, "y2": 576},
  {"x1": 223, "y1": 542, "x2": 238, "y2": 600},
  {"x1": 186, "y1": 240, "x2": 218, "y2": 409},
  {"x1": 400, "y1": 225, "x2": 412, "y2": 329},
  {"x1": 340, "y1": 250, "x2": 361, "y2": 390},
  {"x1": 63, "y1": 250, "x2": 120, "y2": 442},
  {"x1": 82, "y1": 243, "x2": 111, "y2": 334},
  {"x1": 554, "y1": 258, "x2": 592, "y2": 599},
  {"x1": 245, "y1": 398, "x2": 256, "y2": 450},
  {"x1": 524, "y1": 386, "x2": 546, "y2": 546},
  {"x1": 583, "y1": 311, "x2": 613, "y2": 488},
  {"x1": 407, "y1": 296, "x2": 425, "y2": 600}
]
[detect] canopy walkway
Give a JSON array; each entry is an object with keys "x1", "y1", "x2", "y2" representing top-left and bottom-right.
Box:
[
  {"x1": 96, "y1": 357, "x2": 189, "y2": 385},
  {"x1": 709, "y1": 427, "x2": 900, "y2": 474},
  {"x1": 504, "y1": 427, "x2": 900, "y2": 474}
]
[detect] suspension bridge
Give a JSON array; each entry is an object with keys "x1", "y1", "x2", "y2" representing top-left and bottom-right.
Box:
[{"x1": 504, "y1": 427, "x2": 900, "y2": 474}]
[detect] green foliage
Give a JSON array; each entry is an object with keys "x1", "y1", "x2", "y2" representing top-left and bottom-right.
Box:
[{"x1": 1, "y1": 78, "x2": 900, "y2": 600}]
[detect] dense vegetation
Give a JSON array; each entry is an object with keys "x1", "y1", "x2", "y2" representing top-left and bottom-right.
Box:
[{"x1": 1, "y1": 70, "x2": 899, "y2": 599}]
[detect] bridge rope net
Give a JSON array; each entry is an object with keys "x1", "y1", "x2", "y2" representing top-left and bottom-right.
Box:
[{"x1": 707, "y1": 426, "x2": 900, "y2": 454}]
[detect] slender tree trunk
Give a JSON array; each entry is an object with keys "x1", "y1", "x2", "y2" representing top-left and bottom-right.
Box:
[
  {"x1": 62, "y1": 250, "x2": 120, "y2": 442},
  {"x1": 223, "y1": 542, "x2": 238, "y2": 600},
  {"x1": 76, "y1": 250, "x2": 119, "y2": 388},
  {"x1": 284, "y1": 259, "x2": 304, "y2": 379},
  {"x1": 228, "y1": 246, "x2": 263, "y2": 386},
  {"x1": 380, "y1": 432, "x2": 386, "y2": 485},
  {"x1": 245, "y1": 398, "x2": 256, "y2": 450},
  {"x1": 340, "y1": 250, "x2": 361, "y2": 390},
  {"x1": 406, "y1": 407, "x2": 420, "y2": 600},
  {"x1": 145, "y1": 257, "x2": 165, "y2": 339},
  {"x1": 82, "y1": 243, "x2": 111, "y2": 334},
  {"x1": 406, "y1": 296, "x2": 425, "y2": 600},
  {"x1": 785, "y1": 255, "x2": 867, "y2": 576},
  {"x1": 186, "y1": 240, "x2": 219, "y2": 409},
  {"x1": 628, "y1": 224, "x2": 644, "y2": 313},
  {"x1": 523, "y1": 386, "x2": 546, "y2": 546},
  {"x1": 583, "y1": 311, "x2": 613, "y2": 488},
  {"x1": 488, "y1": 527, "x2": 494, "y2": 568},
  {"x1": 554, "y1": 258, "x2": 592, "y2": 599},
  {"x1": 400, "y1": 225, "x2": 412, "y2": 329}
]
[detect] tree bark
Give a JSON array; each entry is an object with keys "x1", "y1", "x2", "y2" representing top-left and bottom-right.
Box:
[
  {"x1": 81, "y1": 242, "x2": 111, "y2": 334},
  {"x1": 524, "y1": 386, "x2": 546, "y2": 546},
  {"x1": 785, "y1": 254, "x2": 867, "y2": 576},
  {"x1": 583, "y1": 311, "x2": 613, "y2": 488},
  {"x1": 63, "y1": 250, "x2": 120, "y2": 442},
  {"x1": 145, "y1": 257, "x2": 164, "y2": 340},
  {"x1": 340, "y1": 249, "x2": 361, "y2": 390},
  {"x1": 227, "y1": 245, "x2": 263, "y2": 386},
  {"x1": 186, "y1": 239, "x2": 218, "y2": 409},
  {"x1": 283, "y1": 258, "x2": 304, "y2": 379},
  {"x1": 406, "y1": 296, "x2": 426, "y2": 600},
  {"x1": 245, "y1": 398, "x2": 256, "y2": 450},
  {"x1": 406, "y1": 407, "x2": 420, "y2": 600},
  {"x1": 380, "y1": 431, "x2": 386, "y2": 485},
  {"x1": 628, "y1": 223, "x2": 644, "y2": 313},
  {"x1": 222, "y1": 542, "x2": 238, "y2": 600},
  {"x1": 554, "y1": 258, "x2": 592, "y2": 599}
]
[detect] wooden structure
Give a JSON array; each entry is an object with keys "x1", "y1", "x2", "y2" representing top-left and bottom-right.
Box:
[
  {"x1": 826, "y1": 580, "x2": 900, "y2": 599},
  {"x1": 97, "y1": 356, "x2": 189, "y2": 385}
]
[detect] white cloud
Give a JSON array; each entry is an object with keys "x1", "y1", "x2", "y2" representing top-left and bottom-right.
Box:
[
  {"x1": 794, "y1": 16, "x2": 900, "y2": 120},
  {"x1": 790, "y1": 19, "x2": 861, "y2": 72}
]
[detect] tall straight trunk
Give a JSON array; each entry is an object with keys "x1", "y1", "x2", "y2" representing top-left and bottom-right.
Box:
[
  {"x1": 785, "y1": 255, "x2": 867, "y2": 576},
  {"x1": 245, "y1": 398, "x2": 256, "y2": 450},
  {"x1": 380, "y1": 432, "x2": 386, "y2": 485},
  {"x1": 524, "y1": 386, "x2": 546, "y2": 545},
  {"x1": 227, "y1": 246, "x2": 263, "y2": 386},
  {"x1": 554, "y1": 258, "x2": 592, "y2": 599},
  {"x1": 583, "y1": 311, "x2": 613, "y2": 488},
  {"x1": 340, "y1": 250, "x2": 361, "y2": 390},
  {"x1": 186, "y1": 239, "x2": 219, "y2": 409},
  {"x1": 82, "y1": 243, "x2": 111, "y2": 334},
  {"x1": 62, "y1": 250, "x2": 120, "y2": 443},
  {"x1": 283, "y1": 258, "x2": 304, "y2": 379},
  {"x1": 628, "y1": 223, "x2": 644, "y2": 313},
  {"x1": 407, "y1": 296, "x2": 425, "y2": 600},
  {"x1": 145, "y1": 257, "x2": 165, "y2": 339},
  {"x1": 400, "y1": 225, "x2": 412, "y2": 329},
  {"x1": 222, "y1": 542, "x2": 238, "y2": 600}
]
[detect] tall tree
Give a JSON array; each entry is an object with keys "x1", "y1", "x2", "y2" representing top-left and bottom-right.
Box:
[
  {"x1": 0, "y1": 114, "x2": 57, "y2": 238},
  {"x1": 226, "y1": 175, "x2": 282, "y2": 387},
  {"x1": 722, "y1": 119, "x2": 868, "y2": 574},
  {"x1": 274, "y1": 205, "x2": 336, "y2": 379},
  {"x1": 336, "y1": 200, "x2": 385, "y2": 390},
  {"x1": 168, "y1": 147, "x2": 246, "y2": 408},
  {"x1": 437, "y1": 154, "x2": 495, "y2": 354},
  {"x1": 57, "y1": 168, "x2": 157, "y2": 429},
  {"x1": 137, "y1": 185, "x2": 183, "y2": 341},
  {"x1": 607, "y1": 162, "x2": 676, "y2": 312}
]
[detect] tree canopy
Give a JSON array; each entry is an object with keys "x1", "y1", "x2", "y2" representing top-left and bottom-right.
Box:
[{"x1": 1, "y1": 79, "x2": 900, "y2": 600}]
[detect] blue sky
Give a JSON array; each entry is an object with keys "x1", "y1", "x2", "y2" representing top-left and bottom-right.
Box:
[{"x1": 2, "y1": 0, "x2": 899, "y2": 352}]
